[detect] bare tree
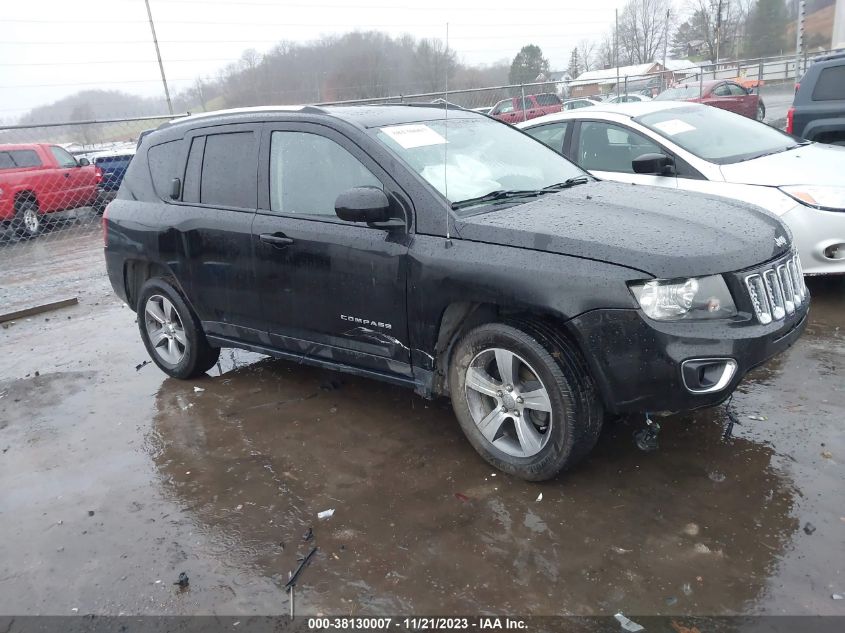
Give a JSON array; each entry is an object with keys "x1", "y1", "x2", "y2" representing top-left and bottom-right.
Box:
[
  {"x1": 577, "y1": 39, "x2": 597, "y2": 72},
  {"x1": 618, "y1": 0, "x2": 674, "y2": 64}
]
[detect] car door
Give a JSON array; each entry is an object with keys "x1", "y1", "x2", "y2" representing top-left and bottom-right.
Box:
[
  {"x1": 571, "y1": 120, "x2": 678, "y2": 188},
  {"x1": 523, "y1": 121, "x2": 571, "y2": 154},
  {"x1": 251, "y1": 122, "x2": 412, "y2": 377},
  {"x1": 48, "y1": 145, "x2": 86, "y2": 209},
  {"x1": 175, "y1": 124, "x2": 264, "y2": 342},
  {"x1": 726, "y1": 82, "x2": 756, "y2": 118}
]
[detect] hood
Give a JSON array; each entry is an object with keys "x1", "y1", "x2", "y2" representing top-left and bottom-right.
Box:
[
  {"x1": 720, "y1": 142, "x2": 845, "y2": 186},
  {"x1": 456, "y1": 180, "x2": 790, "y2": 278}
]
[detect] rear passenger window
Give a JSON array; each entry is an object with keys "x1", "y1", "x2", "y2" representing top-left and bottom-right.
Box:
[
  {"x1": 148, "y1": 140, "x2": 182, "y2": 199},
  {"x1": 182, "y1": 131, "x2": 257, "y2": 208},
  {"x1": 727, "y1": 83, "x2": 747, "y2": 96},
  {"x1": 812, "y1": 66, "x2": 845, "y2": 101},
  {"x1": 269, "y1": 131, "x2": 381, "y2": 216},
  {"x1": 9, "y1": 150, "x2": 41, "y2": 167}
]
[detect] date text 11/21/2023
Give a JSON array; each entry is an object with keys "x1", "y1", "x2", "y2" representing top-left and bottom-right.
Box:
[{"x1": 306, "y1": 617, "x2": 528, "y2": 630}]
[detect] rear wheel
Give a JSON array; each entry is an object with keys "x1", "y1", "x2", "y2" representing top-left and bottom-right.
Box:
[
  {"x1": 756, "y1": 101, "x2": 766, "y2": 121},
  {"x1": 448, "y1": 321, "x2": 603, "y2": 481},
  {"x1": 13, "y1": 200, "x2": 41, "y2": 238},
  {"x1": 137, "y1": 278, "x2": 220, "y2": 379}
]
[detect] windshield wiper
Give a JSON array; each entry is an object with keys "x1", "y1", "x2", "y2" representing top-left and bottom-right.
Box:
[
  {"x1": 541, "y1": 176, "x2": 592, "y2": 191},
  {"x1": 451, "y1": 189, "x2": 546, "y2": 210},
  {"x1": 735, "y1": 145, "x2": 800, "y2": 162}
]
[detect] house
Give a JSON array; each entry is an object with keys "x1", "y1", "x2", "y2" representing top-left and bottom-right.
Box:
[{"x1": 568, "y1": 60, "x2": 701, "y2": 97}]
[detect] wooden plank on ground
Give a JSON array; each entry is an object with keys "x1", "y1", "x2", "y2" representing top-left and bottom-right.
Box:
[{"x1": 0, "y1": 297, "x2": 79, "y2": 324}]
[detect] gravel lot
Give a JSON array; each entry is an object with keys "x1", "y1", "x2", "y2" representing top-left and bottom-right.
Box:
[{"x1": 1, "y1": 228, "x2": 843, "y2": 617}]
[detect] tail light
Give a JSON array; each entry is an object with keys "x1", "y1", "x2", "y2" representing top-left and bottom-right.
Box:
[
  {"x1": 794, "y1": 82, "x2": 800, "y2": 94},
  {"x1": 102, "y1": 203, "x2": 110, "y2": 247},
  {"x1": 95, "y1": 167, "x2": 103, "y2": 184},
  {"x1": 786, "y1": 107, "x2": 795, "y2": 134}
]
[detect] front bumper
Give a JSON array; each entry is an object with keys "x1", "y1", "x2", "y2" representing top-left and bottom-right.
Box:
[
  {"x1": 570, "y1": 305, "x2": 808, "y2": 415},
  {"x1": 783, "y1": 203, "x2": 845, "y2": 275}
]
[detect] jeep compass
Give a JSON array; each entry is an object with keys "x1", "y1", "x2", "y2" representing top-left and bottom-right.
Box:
[{"x1": 104, "y1": 104, "x2": 808, "y2": 480}]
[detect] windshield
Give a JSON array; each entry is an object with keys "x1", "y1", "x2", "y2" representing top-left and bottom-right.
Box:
[
  {"x1": 636, "y1": 105, "x2": 801, "y2": 164},
  {"x1": 655, "y1": 85, "x2": 702, "y2": 100},
  {"x1": 373, "y1": 117, "x2": 586, "y2": 212}
]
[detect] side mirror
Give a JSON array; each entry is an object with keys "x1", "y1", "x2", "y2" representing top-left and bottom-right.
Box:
[
  {"x1": 335, "y1": 186, "x2": 391, "y2": 223},
  {"x1": 632, "y1": 153, "x2": 674, "y2": 175},
  {"x1": 78, "y1": 157, "x2": 90, "y2": 166}
]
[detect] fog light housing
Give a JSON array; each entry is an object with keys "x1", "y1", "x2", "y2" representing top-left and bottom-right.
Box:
[{"x1": 681, "y1": 358, "x2": 738, "y2": 394}]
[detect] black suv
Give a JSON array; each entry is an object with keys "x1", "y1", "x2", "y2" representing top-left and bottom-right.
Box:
[
  {"x1": 104, "y1": 104, "x2": 808, "y2": 480},
  {"x1": 788, "y1": 50, "x2": 845, "y2": 144}
]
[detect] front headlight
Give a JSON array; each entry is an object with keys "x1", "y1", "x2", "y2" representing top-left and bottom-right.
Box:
[
  {"x1": 629, "y1": 275, "x2": 737, "y2": 321},
  {"x1": 780, "y1": 185, "x2": 845, "y2": 212}
]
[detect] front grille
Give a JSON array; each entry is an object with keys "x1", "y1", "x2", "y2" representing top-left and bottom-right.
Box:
[{"x1": 744, "y1": 252, "x2": 807, "y2": 324}]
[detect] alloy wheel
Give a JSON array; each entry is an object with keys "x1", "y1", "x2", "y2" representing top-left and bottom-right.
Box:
[
  {"x1": 144, "y1": 294, "x2": 188, "y2": 365},
  {"x1": 464, "y1": 347, "x2": 552, "y2": 458},
  {"x1": 23, "y1": 208, "x2": 40, "y2": 235}
]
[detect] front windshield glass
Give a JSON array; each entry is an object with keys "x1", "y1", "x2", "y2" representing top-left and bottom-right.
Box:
[
  {"x1": 655, "y1": 85, "x2": 702, "y2": 100},
  {"x1": 373, "y1": 117, "x2": 586, "y2": 212},
  {"x1": 637, "y1": 105, "x2": 801, "y2": 164}
]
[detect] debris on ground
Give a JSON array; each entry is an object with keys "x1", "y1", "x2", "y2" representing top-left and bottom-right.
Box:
[
  {"x1": 708, "y1": 471, "x2": 726, "y2": 483},
  {"x1": 665, "y1": 596, "x2": 678, "y2": 606},
  {"x1": 285, "y1": 546, "x2": 318, "y2": 593},
  {"x1": 747, "y1": 415, "x2": 768, "y2": 421},
  {"x1": 87, "y1": 510, "x2": 94, "y2": 517},
  {"x1": 614, "y1": 612, "x2": 644, "y2": 632},
  {"x1": 634, "y1": 414, "x2": 660, "y2": 451},
  {"x1": 671, "y1": 620, "x2": 702, "y2": 633},
  {"x1": 683, "y1": 523, "x2": 700, "y2": 536},
  {"x1": 832, "y1": 594, "x2": 843, "y2": 600},
  {"x1": 302, "y1": 527, "x2": 313, "y2": 542},
  {"x1": 0, "y1": 297, "x2": 78, "y2": 324},
  {"x1": 536, "y1": 493, "x2": 543, "y2": 502},
  {"x1": 193, "y1": 387, "x2": 205, "y2": 393},
  {"x1": 317, "y1": 509, "x2": 335, "y2": 520},
  {"x1": 682, "y1": 582, "x2": 693, "y2": 596},
  {"x1": 174, "y1": 572, "x2": 189, "y2": 588},
  {"x1": 693, "y1": 543, "x2": 711, "y2": 554},
  {"x1": 821, "y1": 450, "x2": 833, "y2": 459},
  {"x1": 612, "y1": 546, "x2": 632, "y2": 554},
  {"x1": 454, "y1": 492, "x2": 470, "y2": 502},
  {"x1": 320, "y1": 379, "x2": 342, "y2": 391},
  {"x1": 803, "y1": 522, "x2": 816, "y2": 535},
  {"x1": 135, "y1": 360, "x2": 150, "y2": 371}
]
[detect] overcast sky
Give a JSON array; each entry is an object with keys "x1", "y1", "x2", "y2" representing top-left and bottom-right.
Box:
[{"x1": 1, "y1": 0, "x2": 677, "y2": 119}]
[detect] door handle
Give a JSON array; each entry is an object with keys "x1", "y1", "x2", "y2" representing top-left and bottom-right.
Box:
[
  {"x1": 64, "y1": 173, "x2": 70, "y2": 178},
  {"x1": 259, "y1": 233, "x2": 294, "y2": 248}
]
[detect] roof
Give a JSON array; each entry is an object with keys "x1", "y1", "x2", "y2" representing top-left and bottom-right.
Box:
[
  {"x1": 664, "y1": 59, "x2": 701, "y2": 72},
  {"x1": 164, "y1": 103, "x2": 481, "y2": 132},
  {"x1": 516, "y1": 101, "x2": 699, "y2": 127},
  {"x1": 571, "y1": 63, "x2": 658, "y2": 85}
]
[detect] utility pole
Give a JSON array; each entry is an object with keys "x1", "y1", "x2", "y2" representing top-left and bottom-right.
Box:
[
  {"x1": 144, "y1": 0, "x2": 173, "y2": 115},
  {"x1": 662, "y1": 8, "x2": 670, "y2": 91},
  {"x1": 795, "y1": 0, "x2": 806, "y2": 83},
  {"x1": 714, "y1": 0, "x2": 724, "y2": 67},
  {"x1": 615, "y1": 9, "x2": 620, "y2": 98}
]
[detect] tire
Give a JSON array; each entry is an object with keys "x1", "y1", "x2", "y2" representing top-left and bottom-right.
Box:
[
  {"x1": 448, "y1": 321, "x2": 603, "y2": 481},
  {"x1": 137, "y1": 277, "x2": 220, "y2": 379},
  {"x1": 756, "y1": 102, "x2": 766, "y2": 121},
  {"x1": 13, "y1": 199, "x2": 41, "y2": 238}
]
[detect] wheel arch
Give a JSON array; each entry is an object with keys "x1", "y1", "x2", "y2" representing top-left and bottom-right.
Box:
[
  {"x1": 13, "y1": 190, "x2": 39, "y2": 209},
  {"x1": 431, "y1": 301, "x2": 596, "y2": 400},
  {"x1": 123, "y1": 259, "x2": 189, "y2": 313}
]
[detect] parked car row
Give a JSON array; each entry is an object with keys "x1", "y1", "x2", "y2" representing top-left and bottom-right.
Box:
[
  {"x1": 105, "y1": 102, "x2": 811, "y2": 481},
  {"x1": 0, "y1": 143, "x2": 135, "y2": 239},
  {"x1": 519, "y1": 101, "x2": 845, "y2": 275}
]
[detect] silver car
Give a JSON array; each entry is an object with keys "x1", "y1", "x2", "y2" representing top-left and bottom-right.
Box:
[{"x1": 519, "y1": 101, "x2": 845, "y2": 275}]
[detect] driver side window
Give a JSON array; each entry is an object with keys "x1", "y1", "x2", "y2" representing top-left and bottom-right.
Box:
[
  {"x1": 577, "y1": 121, "x2": 663, "y2": 174},
  {"x1": 269, "y1": 131, "x2": 382, "y2": 216},
  {"x1": 50, "y1": 145, "x2": 77, "y2": 168}
]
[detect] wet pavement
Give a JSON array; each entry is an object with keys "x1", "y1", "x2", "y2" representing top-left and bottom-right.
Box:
[{"x1": 1, "y1": 231, "x2": 843, "y2": 616}]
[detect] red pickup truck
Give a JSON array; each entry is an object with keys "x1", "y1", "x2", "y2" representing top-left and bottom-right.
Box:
[
  {"x1": 489, "y1": 93, "x2": 563, "y2": 124},
  {"x1": 1, "y1": 143, "x2": 101, "y2": 237}
]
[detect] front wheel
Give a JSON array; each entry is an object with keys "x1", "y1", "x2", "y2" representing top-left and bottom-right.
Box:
[
  {"x1": 756, "y1": 102, "x2": 766, "y2": 121},
  {"x1": 13, "y1": 200, "x2": 41, "y2": 238},
  {"x1": 137, "y1": 278, "x2": 220, "y2": 379},
  {"x1": 448, "y1": 322, "x2": 603, "y2": 481}
]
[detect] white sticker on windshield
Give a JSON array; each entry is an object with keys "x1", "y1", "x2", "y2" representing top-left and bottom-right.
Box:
[
  {"x1": 652, "y1": 119, "x2": 696, "y2": 135},
  {"x1": 380, "y1": 124, "x2": 447, "y2": 149}
]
